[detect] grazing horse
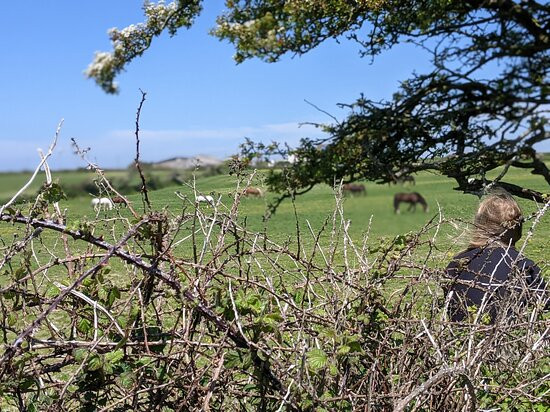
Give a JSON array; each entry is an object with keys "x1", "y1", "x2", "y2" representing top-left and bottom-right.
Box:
[
  {"x1": 196, "y1": 195, "x2": 215, "y2": 207},
  {"x1": 112, "y1": 196, "x2": 129, "y2": 207},
  {"x1": 398, "y1": 175, "x2": 415, "y2": 185},
  {"x1": 342, "y1": 183, "x2": 366, "y2": 195},
  {"x1": 244, "y1": 187, "x2": 263, "y2": 197},
  {"x1": 393, "y1": 192, "x2": 428, "y2": 214},
  {"x1": 91, "y1": 197, "x2": 114, "y2": 211}
]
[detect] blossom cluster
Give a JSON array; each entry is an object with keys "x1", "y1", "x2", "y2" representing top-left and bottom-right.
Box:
[{"x1": 86, "y1": 0, "x2": 201, "y2": 93}]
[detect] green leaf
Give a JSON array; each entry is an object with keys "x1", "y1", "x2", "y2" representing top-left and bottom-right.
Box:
[
  {"x1": 104, "y1": 349, "x2": 124, "y2": 364},
  {"x1": 4, "y1": 207, "x2": 15, "y2": 215},
  {"x1": 348, "y1": 340, "x2": 362, "y2": 353},
  {"x1": 307, "y1": 348, "x2": 328, "y2": 371},
  {"x1": 14, "y1": 267, "x2": 27, "y2": 280},
  {"x1": 98, "y1": 287, "x2": 108, "y2": 302},
  {"x1": 74, "y1": 348, "x2": 88, "y2": 363},
  {"x1": 41, "y1": 182, "x2": 66, "y2": 203},
  {"x1": 107, "y1": 287, "x2": 120, "y2": 306},
  {"x1": 77, "y1": 318, "x2": 92, "y2": 334},
  {"x1": 224, "y1": 350, "x2": 242, "y2": 368},
  {"x1": 19, "y1": 379, "x2": 35, "y2": 391},
  {"x1": 129, "y1": 305, "x2": 140, "y2": 319},
  {"x1": 87, "y1": 354, "x2": 103, "y2": 371},
  {"x1": 45, "y1": 284, "x2": 61, "y2": 298},
  {"x1": 7, "y1": 313, "x2": 17, "y2": 327},
  {"x1": 343, "y1": 335, "x2": 362, "y2": 353},
  {"x1": 256, "y1": 312, "x2": 282, "y2": 333},
  {"x1": 337, "y1": 345, "x2": 350, "y2": 356},
  {"x1": 118, "y1": 371, "x2": 135, "y2": 389},
  {"x1": 137, "y1": 356, "x2": 153, "y2": 367},
  {"x1": 236, "y1": 291, "x2": 263, "y2": 316},
  {"x1": 4, "y1": 290, "x2": 15, "y2": 300}
]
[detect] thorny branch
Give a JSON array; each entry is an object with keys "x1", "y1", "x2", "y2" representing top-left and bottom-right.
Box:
[
  {"x1": 0, "y1": 179, "x2": 547, "y2": 410},
  {"x1": 134, "y1": 89, "x2": 152, "y2": 211}
]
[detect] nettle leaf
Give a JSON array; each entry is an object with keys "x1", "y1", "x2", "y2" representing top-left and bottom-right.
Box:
[
  {"x1": 45, "y1": 284, "x2": 60, "y2": 298},
  {"x1": 104, "y1": 349, "x2": 124, "y2": 365},
  {"x1": 103, "y1": 361, "x2": 114, "y2": 375},
  {"x1": 307, "y1": 348, "x2": 329, "y2": 372},
  {"x1": 77, "y1": 318, "x2": 92, "y2": 334},
  {"x1": 4, "y1": 289, "x2": 15, "y2": 300},
  {"x1": 118, "y1": 371, "x2": 135, "y2": 389},
  {"x1": 343, "y1": 334, "x2": 363, "y2": 353},
  {"x1": 74, "y1": 349, "x2": 88, "y2": 363},
  {"x1": 97, "y1": 287, "x2": 108, "y2": 302},
  {"x1": 236, "y1": 291, "x2": 264, "y2": 316},
  {"x1": 7, "y1": 313, "x2": 17, "y2": 327},
  {"x1": 19, "y1": 378, "x2": 36, "y2": 392},
  {"x1": 87, "y1": 354, "x2": 103, "y2": 371},
  {"x1": 137, "y1": 356, "x2": 153, "y2": 367},
  {"x1": 107, "y1": 287, "x2": 121, "y2": 307},
  {"x1": 337, "y1": 345, "x2": 351, "y2": 356},
  {"x1": 224, "y1": 350, "x2": 242, "y2": 369},
  {"x1": 320, "y1": 328, "x2": 337, "y2": 340},
  {"x1": 255, "y1": 312, "x2": 283, "y2": 333}
]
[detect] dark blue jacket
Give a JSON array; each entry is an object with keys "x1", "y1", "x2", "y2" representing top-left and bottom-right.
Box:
[{"x1": 445, "y1": 246, "x2": 548, "y2": 323}]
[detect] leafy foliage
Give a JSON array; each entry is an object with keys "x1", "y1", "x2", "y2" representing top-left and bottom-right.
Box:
[
  {"x1": 86, "y1": 0, "x2": 202, "y2": 93},
  {"x1": 88, "y1": 0, "x2": 549, "y2": 207},
  {"x1": 0, "y1": 172, "x2": 548, "y2": 410}
]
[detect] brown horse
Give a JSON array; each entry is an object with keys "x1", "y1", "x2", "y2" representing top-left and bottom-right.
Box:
[
  {"x1": 343, "y1": 183, "x2": 366, "y2": 195},
  {"x1": 244, "y1": 187, "x2": 263, "y2": 197},
  {"x1": 394, "y1": 192, "x2": 428, "y2": 214},
  {"x1": 397, "y1": 175, "x2": 415, "y2": 185},
  {"x1": 112, "y1": 196, "x2": 129, "y2": 207}
]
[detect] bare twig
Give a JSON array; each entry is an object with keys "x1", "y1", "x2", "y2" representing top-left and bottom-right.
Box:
[
  {"x1": 134, "y1": 89, "x2": 151, "y2": 211},
  {"x1": 0, "y1": 120, "x2": 62, "y2": 215}
]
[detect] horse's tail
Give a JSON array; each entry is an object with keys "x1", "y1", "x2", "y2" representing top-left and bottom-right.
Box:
[
  {"x1": 393, "y1": 194, "x2": 400, "y2": 213},
  {"x1": 415, "y1": 192, "x2": 428, "y2": 212}
]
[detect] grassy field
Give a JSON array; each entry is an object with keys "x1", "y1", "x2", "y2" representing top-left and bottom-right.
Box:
[
  {"x1": 1, "y1": 166, "x2": 548, "y2": 265},
  {"x1": 0, "y1": 167, "x2": 548, "y2": 411},
  {"x1": 0, "y1": 168, "x2": 179, "y2": 203}
]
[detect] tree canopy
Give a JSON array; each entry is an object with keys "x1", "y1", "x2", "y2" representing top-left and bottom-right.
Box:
[{"x1": 87, "y1": 0, "x2": 550, "y2": 205}]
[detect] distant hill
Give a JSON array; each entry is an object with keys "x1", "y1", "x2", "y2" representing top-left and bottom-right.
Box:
[{"x1": 150, "y1": 155, "x2": 223, "y2": 170}]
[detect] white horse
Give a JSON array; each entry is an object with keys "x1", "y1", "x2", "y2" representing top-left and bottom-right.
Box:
[
  {"x1": 195, "y1": 195, "x2": 214, "y2": 207},
  {"x1": 91, "y1": 197, "x2": 114, "y2": 211}
]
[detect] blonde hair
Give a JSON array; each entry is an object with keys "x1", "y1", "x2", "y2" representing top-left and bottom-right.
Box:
[{"x1": 469, "y1": 192, "x2": 523, "y2": 248}]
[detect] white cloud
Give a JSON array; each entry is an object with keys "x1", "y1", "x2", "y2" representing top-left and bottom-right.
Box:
[
  {"x1": 108, "y1": 121, "x2": 324, "y2": 143},
  {"x1": 0, "y1": 122, "x2": 327, "y2": 171},
  {"x1": 95, "y1": 122, "x2": 327, "y2": 165},
  {"x1": 2, "y1": 119, "x2": 548, "y2": 172}
]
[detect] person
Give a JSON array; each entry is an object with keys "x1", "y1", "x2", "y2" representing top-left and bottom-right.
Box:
[{"x1": 445, "y1": 192, "x2": 548, "y2": 323}]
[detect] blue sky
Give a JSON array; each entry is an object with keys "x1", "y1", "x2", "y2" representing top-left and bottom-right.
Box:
[{"x1": 2, "y1": 2, "x2": 544, "y2": 172}]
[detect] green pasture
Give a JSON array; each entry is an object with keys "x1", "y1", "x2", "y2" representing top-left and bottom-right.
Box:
[
  {"x1": 0, "y1": 166, "x2": 549, "y2": 265},
  {"x1": 154, "y1": 168, "x2": 547, "y2": 261},
  {"x1": 0, "y1": 169, "x2": 177, "y2": 203}
]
